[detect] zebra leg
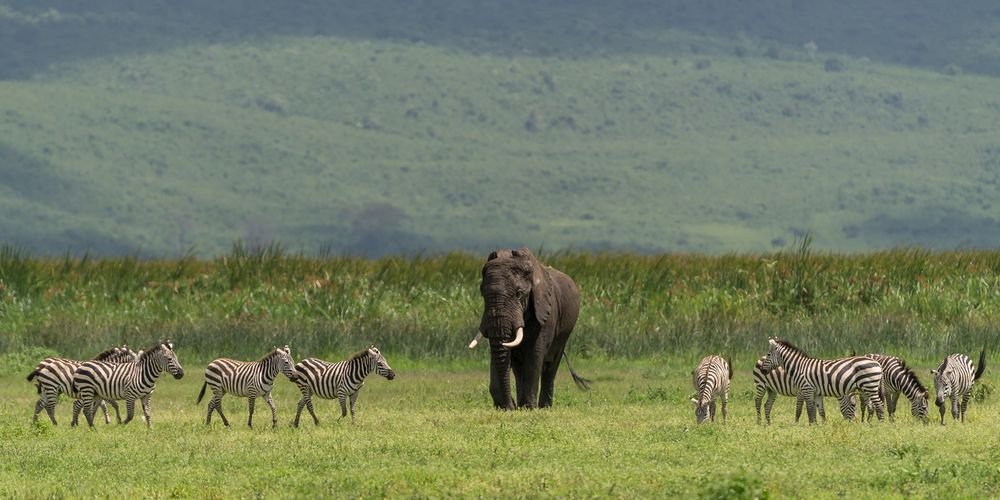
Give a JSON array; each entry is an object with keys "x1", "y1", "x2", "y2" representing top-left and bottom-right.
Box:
[
  {"x1": 887, "y1": 392, "x2": 900, "y2": 422},
  {"x1": 709, "y1": 400, "x2": 716, "y2": 422},
  {"x1": 264, "y1": 393, "x2": 277, "y2": 429},
  {"x1": 960, "y1": 393, "x2": 971, "y2": 423},
  {"x1": 71, "y1": 399, "x2": 83, "y2": 427},
  {"x1": 247, "y1": 396, "x2": 256, "y2": 428},
  {"x1": 80, "y1": 391, "x2": 99, "y2": 428},
  {"x1": 99, "y1": 400, "x2": 111, "y2": 424},
  {"x1": 764, "y1": 391, "x2": 777, "y2": 424},
  {"x1": 866, "y1": 389, "x2": 885, "y2": 422},
  {"x1": 306, "y1": 396, "x2": 319, "y2": 426},
  {"x1": 141, "y1": 394, "x2": 152, "y2": 428},
  {"x1": 122, "y1": 397, "x2": 136, "y2": 425},
  {"x1": 951, "y1": 395, "x2": 960, "y2": 421},
  {"x1": 349, "y1": 391, "x2": 359, "y2": 424},
  {"x1": 107, "y1": 400, "x2": 122, "y2": 424},
  {"x1": 215, "y1": 395, "x2": 231, "y2": 427},
  {"x1": 794, "y1": 396, "x2": 803, "y2": 423},
  {"x1": 754, "y1": 387, "x2": 764, "y2": 424},
  {"x1": 338, "y1": 390, "x2": 349, "y2": 420},
  {"x1": 802, "y1": 388, "x2": 818, "y2": 424},
  {"x1": 818, "y1": 397, "x2": 827, "y2": 422},
  {"x1": 721, "y1": 392, "x2": 728, "y2": 423}
]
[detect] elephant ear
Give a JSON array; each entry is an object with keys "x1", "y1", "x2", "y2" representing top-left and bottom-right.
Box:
[{"x1": 514, "y1": 247, "x2": 555, "y2": 327}]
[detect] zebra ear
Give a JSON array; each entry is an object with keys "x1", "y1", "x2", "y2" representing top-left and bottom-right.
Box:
[
  {"x1": 768, "y1": 338, "x2": 778, "y2": 347},
  {"x1": 690, "y1": 398, "x2": 699, "y2": 405}
]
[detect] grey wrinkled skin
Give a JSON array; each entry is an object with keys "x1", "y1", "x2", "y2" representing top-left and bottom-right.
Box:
[{"x1": 477, "y1": 248, "x2": 581, "y2": 410}]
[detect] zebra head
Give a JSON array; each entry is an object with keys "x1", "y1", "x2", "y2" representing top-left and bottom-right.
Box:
[
  {"x1": 690, "y1": 396, "x2": 710, "y2": 424},
  {"x1": 931, "y1": 357, "x2": 951, "y2": 407},
  {"x1": 275, "y1": 345, "x2": 297, "y2": 381},
  {"x1": 911, "y1": 390, "x2": 929, "y2": 423},
  {"x1": 368, "y1": 346, "x2": 396, "y2": 380},
  {"x1": 760, "y1": 338, "x2": 786, "y2": 374},
  {"x1": 157, "y1": 341, "x2": 185, "y2": 379}
]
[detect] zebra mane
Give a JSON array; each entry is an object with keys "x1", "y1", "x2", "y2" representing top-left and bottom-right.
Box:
[
  {"x1": 137, "y1": 342, "x2": 168, "y2": 361},
  {"x1": 896, "y1": 358, "x2": 927, "y2": 393},
  {"x1": 773, "y1": 338, "x2": 808, "y2": 357},
  {"x1": 349, "y1": 348, "x2": 371, "y2": 361},
  {"x1": 92, "y1": 346, "x2": 128, "y2": 361},
  {"x1": 257, "y1": 346, "x2": 288, "y2": 363}
]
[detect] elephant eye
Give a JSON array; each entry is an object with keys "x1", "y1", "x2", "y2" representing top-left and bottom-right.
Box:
[{"x1": 515, "y1": 288, "x2": 525, "y2": 297}]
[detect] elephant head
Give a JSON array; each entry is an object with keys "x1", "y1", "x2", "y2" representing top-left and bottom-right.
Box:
[{"x1": 468, "y1": 247, "x2": 557, "y2": 409}]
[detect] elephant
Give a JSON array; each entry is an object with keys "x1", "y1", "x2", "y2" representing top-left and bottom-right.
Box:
[{"x1": 467, "y1": 247, "x2": 589, "y2": 409}]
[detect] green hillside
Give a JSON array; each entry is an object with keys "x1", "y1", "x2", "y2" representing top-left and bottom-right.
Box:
[{"x1": 2, "y1": 2, "x2": 1000, "y2": 255}]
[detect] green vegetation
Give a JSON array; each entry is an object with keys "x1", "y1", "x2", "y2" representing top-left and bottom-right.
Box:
[
  {"x1": 1, "y1": 245, "x2": 997, "y2": 363},
  {"x1": 3, "y1": 2, "x2": 1000, "y2": 255},
  {"x1": 3, "y1": 363, "x2": 999, "y2": 497}
]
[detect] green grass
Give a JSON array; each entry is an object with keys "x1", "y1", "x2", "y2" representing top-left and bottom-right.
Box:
[
  {"x1": 1, "y1": 246, "x2": 999, "y2": 361},
  {"x1": 3, "y1": 2, "x2": 1000, "y2": 255},
  {"x1": 2, "y1": 361, "x2": 998, "y2": 497}
]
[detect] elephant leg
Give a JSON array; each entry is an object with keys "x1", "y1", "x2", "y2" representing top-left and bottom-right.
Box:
[
  {"x1": 515, "y1": 351, "x2": 542, "y2": 409},
  {"x1": 538, "y1": 357, "x2": 561, "y2": 408}
]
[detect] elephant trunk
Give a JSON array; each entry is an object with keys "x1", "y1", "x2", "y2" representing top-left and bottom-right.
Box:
[{"x1": 489, "y1": 343, "x2": 514, "y2": 410}]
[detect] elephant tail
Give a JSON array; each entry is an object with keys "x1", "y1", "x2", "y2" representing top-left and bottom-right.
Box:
[{"x1": 562, "y1": 351, "x2": 592, "y2": 391}]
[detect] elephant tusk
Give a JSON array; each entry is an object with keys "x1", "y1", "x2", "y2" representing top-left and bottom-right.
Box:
[
  {"x1": 468, "y1": 332, "x2": 483, "y2": 349},
  {"x1": 502, "y1": 327, "x2": 524, "y2": 348}
]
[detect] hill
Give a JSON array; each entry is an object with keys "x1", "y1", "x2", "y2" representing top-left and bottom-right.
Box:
[{"x1": 2, "y1": 1, "x2": 1000, "y2": 256}]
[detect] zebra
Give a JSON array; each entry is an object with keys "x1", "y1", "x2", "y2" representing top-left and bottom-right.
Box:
[
  {"x1": 855, "y1": 354, "x2": 929, "y2": 423},
  {"x1": 72, "y1": 340, "x2": 184, "y2": 428},
  {"x1": 292, "y1": 345, "x2": 396, "y2": 426},
  {"x1": 196, "y1": 345, "x2": 298, "y2": 428},
  {"x1": 26, "y1": 345, "x2": 138, "y2": 425},
  {"x1": 931, "y1": 348, "x2": 986, "y2": 426},
  {"x1": 691, "y1": 355, "x2": 731, "y2": 423},
  {"x1": 761, "y1": 338, "x2": 885, "y2": 423},
  {"x1": 754, "y1": 355, "x2": 838, "y2": 424}
]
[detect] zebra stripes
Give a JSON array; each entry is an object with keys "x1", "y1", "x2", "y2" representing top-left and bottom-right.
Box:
[
  {"x1": 761, "y1": 338, "x2": 885, "y2": 423},
  {"x1": 754, "y1": 355, "x2": 839, "y2": 424},
  {"x1": 932, "y1": 348, "x2": 986, "y2": 425},
  {"x1": 27, "y1": 345, "x2": 137, "y2": 425},
  {"x1": 292, "y1": 345, "x2": 396, "y2": 426},
  {"x1": 72, "y1": 341, "x2": 184, "y2": 428},
  {"x1": 691, "y1": 355, "x2": 731, "y2": 423},
  {"x1": 196, "y1": 345, "x2": 297, "y2": 428},
  {"x1": 857, "y1": 354, "x2": 929, "y2": 423}
]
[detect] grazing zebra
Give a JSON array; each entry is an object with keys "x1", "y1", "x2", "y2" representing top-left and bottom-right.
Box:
[
  {"x1": 72, "y1": 340, "x2": 184, "y2": 428},
  {"x1": 855, "y1": 354, "x2": 929, "y2": 423},
  {"x1": 292, "y1": 345, "x2": 396, "y2": 426},
  {"x1": 196, "y1": 345, "x2": 297, "y2": 428},
  {"x1": 753, "y1": 355, "x2": 861, "y2": 424},
  {"x1": 691, "y1": 355, "x2": 731, "y2": 423},
  {"x1": 27, "y1": 345, "x2": 138, "y2": 425},
  {"x1": 931, "y1": 348, "x2": 986, "y2": 426},
  {"x1": 761, "y1": 338, "x2": 885, "y2": 423}
]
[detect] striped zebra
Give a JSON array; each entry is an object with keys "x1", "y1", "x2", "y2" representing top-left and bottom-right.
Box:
[
  {"x1": 691, "y1": 355, "x2": 731, "y2": 423},
  {"x1": 931, "y1": 348, "x2": 986, "y2": 426},
  {"x1": 292, "y1": 345, "x2": 396, "y2": 426},
  {"x1": 761, "y1": 338, "x2": 885, "y2": 423},
  {"x1": 72, "y1": 340, "x2": 184, "y2": 428},
  {"x1": 196, "y1": 345, "x2": 297, "y2": 428},
  {"x1": 855, "y1": 354, "x2": 929, "y2": 423},
  {"x1": 26, "y1": 345, "x2": 137, "y2": 425},
  {"x1": 754, "y1": 355, "x2": 833, "y2": 424}
]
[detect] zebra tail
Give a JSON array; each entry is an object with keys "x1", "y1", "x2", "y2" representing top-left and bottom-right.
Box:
[
  {"x1": 196, "y1": 381, "x2": 208, "y2": 404},
  {"x1": 26, "y1": 369, "x2": 40, "y2": 383},
  {"x1": 562, "y1": 351, "x2": 592, "y2": 391},
  {"x1": 974, "y1": 347, "x2": 987, "y2": 381},
  {"x1": 727, "y1": 356, "x2": 734, "y2": 380}
]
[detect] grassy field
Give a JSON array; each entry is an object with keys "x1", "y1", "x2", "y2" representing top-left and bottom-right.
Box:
[{"x1": 2, "y1": 360, "x2": 998, "y2": 497}]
